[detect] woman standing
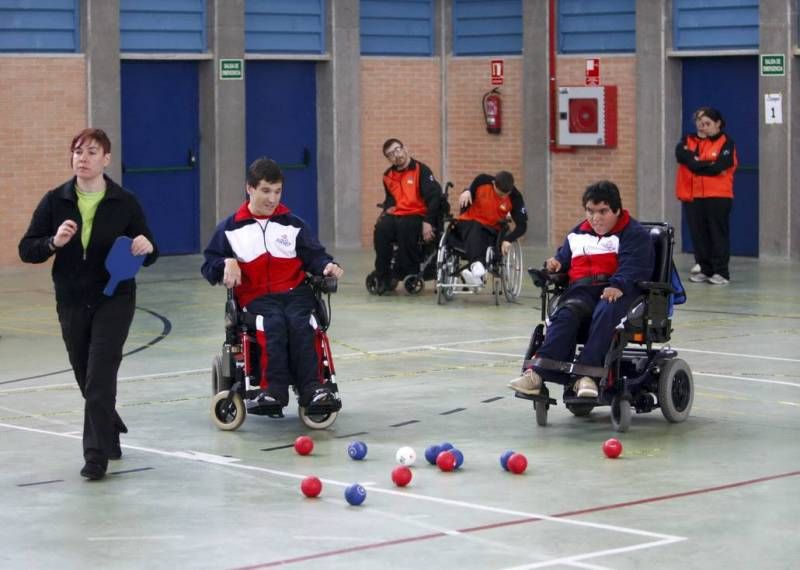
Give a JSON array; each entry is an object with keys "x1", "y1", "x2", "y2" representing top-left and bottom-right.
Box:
[
  {"x1": 19, "y1": 128, "x2": 158, "y2": 480},
  {"x1": 675, "y1": 107, "x2": 738, "y2": 285}
]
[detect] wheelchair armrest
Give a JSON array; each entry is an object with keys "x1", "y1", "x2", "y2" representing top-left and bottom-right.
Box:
[
  {"x1": 636, "y1": 280, "x2": 674, "y2": 293},
  {"x1": 309, "y1": 275, "x2": 338, "y2": 294},
  {"x1": 528, "y1": 268, "x2": 568, "y2": 289}
]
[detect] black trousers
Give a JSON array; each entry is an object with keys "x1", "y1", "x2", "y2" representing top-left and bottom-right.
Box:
[
  {"x1": 686, "y1": 197, "x2": 732, "y2": 279},
  {"x1": 57, "y1": 293, "x2": 135, "y2": 465},
  {"x1": 246, "y1": 286, "x2": 320, "y2": 400},
  {"x1": 373, "y1": 214, "x2": 423, "y2": 279},
  {"x1": 453, "y1": 220, "x2": 497, "y2": 264}
]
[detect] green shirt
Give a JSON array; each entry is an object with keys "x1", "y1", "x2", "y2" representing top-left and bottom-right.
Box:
[{"x1": 75, "y1": 186, "x2": 106, "y2": 250}]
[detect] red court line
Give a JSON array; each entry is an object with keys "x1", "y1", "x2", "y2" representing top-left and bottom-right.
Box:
[{"x1": 232, "y1": 469, "x2": 800, "y2": 569}]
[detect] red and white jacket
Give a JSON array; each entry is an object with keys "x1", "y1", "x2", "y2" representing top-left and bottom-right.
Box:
[{"x1": 201, "y1": 202, "x2": 333, "y2": 307}]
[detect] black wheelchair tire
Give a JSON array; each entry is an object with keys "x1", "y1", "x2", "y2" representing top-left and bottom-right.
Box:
[
  {"x1": 534, "y1": 399, "x2": 548, "y2": 426},
  {"x1": 404, "y1": 275, "x2": 424, "y2": 295},
  {"x1": 610, "y1": 395, "x2": 632, "y2": 432},
  {"x1": 658, "y1": 358, "x2": 694, "y2": 423}
]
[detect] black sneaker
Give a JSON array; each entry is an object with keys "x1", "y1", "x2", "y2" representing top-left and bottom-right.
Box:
[{"x1": 80, "y1": 461, "x2": 107, "y2": 481}]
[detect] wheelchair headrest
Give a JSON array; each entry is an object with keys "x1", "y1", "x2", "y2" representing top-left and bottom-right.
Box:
[{"x1": 641, "y1": 222, "x2": 674, "y2": 284}]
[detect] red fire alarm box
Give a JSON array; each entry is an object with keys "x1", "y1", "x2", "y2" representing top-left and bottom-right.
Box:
[{"x1": 557, "y1": 86, "x2": 617, "y2": 147}]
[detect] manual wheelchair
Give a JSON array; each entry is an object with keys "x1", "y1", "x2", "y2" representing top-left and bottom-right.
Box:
[
  {"x1": 210, "y1": 275, "x2": 341, "y2": 431},
  {"x1": 366, "y1": 182, "x2": 453, "y2": 295},
  {"x1": 434, "y1": 218, "x2": 524, "y2": 305},
  {"x1": 515, "y1": 222, "x2": 691, "y2": 432}
]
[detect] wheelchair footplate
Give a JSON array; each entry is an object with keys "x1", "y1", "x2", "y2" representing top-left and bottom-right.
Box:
[
  {"x1": 304, "y1": 398, "x2": 342, "y2": 416},
  {"x1": 245, "y1": 395, "x2": 285, "y2": 418},
  {"x1": 513, "y1": 390, "x2": 557, "y2": 407}
]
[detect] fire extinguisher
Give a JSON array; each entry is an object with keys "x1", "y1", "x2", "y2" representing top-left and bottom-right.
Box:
[{"x1": 483, "y1": 88, "x2": 502, "y2": 134}]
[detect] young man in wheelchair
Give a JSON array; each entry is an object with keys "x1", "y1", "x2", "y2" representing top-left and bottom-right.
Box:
[
  {"x1": 455, "y1": 171, "x2": 527, "y2": 286},
  {"x1": 508, "y1": 180, "x2": 654, "y2": 398},
  {"x1": 201, "y1": 158, "x2": 344, "y2": 411},
  {"x1": 371, "y1": 138, "x2": 443, "y2": 292}
]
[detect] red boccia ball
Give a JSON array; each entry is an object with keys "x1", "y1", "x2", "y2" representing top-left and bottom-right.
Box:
[
  {"x1": 602, "y1": 438, "x2": 623, "y2": 459},
  {"x1": 300, "y1": 476, "x2": 322, "y2": 498},
  {"x1": 507, "y1": 453, "x2": 528, "y2": 474},
  {"x1": 294, "y1": 435, "x2": 314, "y2": 456},
  {"x1": 391, "y1": 465, "x2": 413, "y2": 487},
  {"x1": 436, "y1": 450, "x2": 457, "y2": 472}
]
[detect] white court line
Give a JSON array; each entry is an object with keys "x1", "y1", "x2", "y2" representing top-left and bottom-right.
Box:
[
  {"x1": 672, "y1": 347, "x2": 800, "y2": 364},
  {"x1": 335, "y1": 336, "x2": 529, "y2": 358},
  {"x1": 87, "y1": 535, "x2": 185, "y2": 542},
  {"x1": 694, "y1": 372, "x2": 800, "y2": 388},
  {"x1": 1, "y1": 420, "x2": 684, "y2": 551}
]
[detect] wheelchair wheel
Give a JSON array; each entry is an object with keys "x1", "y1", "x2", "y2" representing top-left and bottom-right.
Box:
[
  {"x1": 610, "y1": 395, "x2": 632, "y2": 432},
  {"x1": 436, "y1": 254, "x2": 456, "y2": 305},
  {"x1": 365, "y1": 272, "x2": 383, "y2": 295},
  {"x1": 211, "y1": 391, "x2": 246, "y2": 431},
  {"x1": 534, "y1": 400, "x2": 548, "y2": 426},
  {"x1": 298, "y1": 406, "x2": 338, "y2": 430},
  {"x1": 404, "y1": 275, "x2": 424, "y2": 294},
  {"x1": 658, "y1": 358, "x2": 694, "y2": 423},
  {"x1": 566, "y1": 403, "x2": 594, "y2": 417},
  {"x1": 500, "y1": 241, "x2": 523, "y2": 302}
]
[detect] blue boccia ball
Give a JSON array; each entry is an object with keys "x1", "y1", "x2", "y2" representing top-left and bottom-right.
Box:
[
  {"x1": 347, "y1": 441, "x2": 368, "y2": 460},
  {"x1": 345, "y1": 483, "x2": 367, "y2": 506},
  {"x1": 451, "y1": 448, "x2": 464, "y2": 469},
  {"x1": 424, "y1": 444, "x2": 441, "y2": 465},
  {"x1": 439, "y1": 442, "x2": 454, "y2": 453},
  {"x1": 500, "y1": 449, "x2": 515, "y2": 471}
]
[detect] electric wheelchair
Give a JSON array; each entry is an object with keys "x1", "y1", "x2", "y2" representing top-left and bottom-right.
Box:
[
  {"x1": 210, "y1": 275, "x2": 341, "y2": 431},
  {"x1": 515, "y1": 222, "x2": 691, "y2": 432},
  {"x1": 434, "y1": 217, "x2": 524, "y2": 305},
  {"x1": 366, "y1": 182, "x2": 453, "y2": 295}
]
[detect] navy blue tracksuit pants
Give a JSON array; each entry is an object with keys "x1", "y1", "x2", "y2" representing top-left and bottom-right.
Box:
[
  {"x1": 246, "y1": 285, "x2": 319, "y2": 398},
  {"x1": 536, "y1": 285, "x2": 635, "y2": 369}
]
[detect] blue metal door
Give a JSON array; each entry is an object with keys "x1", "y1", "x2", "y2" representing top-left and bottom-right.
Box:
[
  {"x1": 681, "y1": 57, "x2": 758, "y2": 256},
  {"x1": 246, "y1": 61, "x2": 318, "y2": 233},
  {"x1": 121, "y1": 61, "x2": 200, "y2": 255}
]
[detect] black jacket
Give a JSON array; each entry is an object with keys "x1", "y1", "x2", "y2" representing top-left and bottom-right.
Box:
[{"x1": 18, "y1": 176, "x2": 158, "y2": 306}]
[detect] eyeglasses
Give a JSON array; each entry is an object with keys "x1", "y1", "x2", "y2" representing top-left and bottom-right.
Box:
[{"x1": 384, "y1": 146, "x2": 404, "y2": 159}]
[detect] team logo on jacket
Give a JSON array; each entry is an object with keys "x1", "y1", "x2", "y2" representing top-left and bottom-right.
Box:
[{"x1": 276, "y1": 234, "x2": 291, "y2": 247}]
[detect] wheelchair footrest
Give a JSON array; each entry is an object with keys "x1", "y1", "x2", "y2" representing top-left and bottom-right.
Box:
[
  {"x1": 514, "y1": 392, "x2": 557, "y2": 406},
  {"x1": 246, "y1": 401, "x2": 285, "y2": 418},
  {"x1": 304, "y1": 399, "x2": 342, "y2": 415},
  {"x1": 563, "y1": 395, "x2": 600, "y2": 406}
]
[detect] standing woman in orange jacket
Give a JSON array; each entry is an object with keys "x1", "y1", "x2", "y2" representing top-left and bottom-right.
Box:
[{"x1": 675, "y1": 107, "x2": 738, "y2": 285}]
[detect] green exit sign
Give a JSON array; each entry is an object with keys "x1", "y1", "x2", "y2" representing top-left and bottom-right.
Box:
[
  {"x1": 220, "y1": 59, "x2": 244, "y2": 80},
  {"x1": 760, "y1": 54, "x2": 785, "y2": 76}
]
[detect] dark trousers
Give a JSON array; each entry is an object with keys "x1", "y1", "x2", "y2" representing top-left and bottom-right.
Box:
[
  {"x1": 246, "y1": 286, "x2": 319, "y2": 398},
  {"x1": 373, "y1": 214, "x2": 423, "y2": 279},
  {"x1": 536, "y1": 285, "x2": 635, "y2": 371},
  {"x1": 686, "y1": 197, "x2": 732, "y2": 279},
  {"x1": 57, "y1": 293, "x2": 135, "y2": 465},
  {"x1": 454, "y1": 220, "x2": 497, "y2": 264}
]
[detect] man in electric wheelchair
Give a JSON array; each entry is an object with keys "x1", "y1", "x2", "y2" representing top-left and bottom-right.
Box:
[
  {"x1": 367, "y1": 138, "x2": 444, "y2": 295},
  {"x1": 201, "y1": 158, "x2": 344, "y2": 429},
  {"x1": 455, "y1": 170, "x2": 527, "y2": 286},
  {"x1": 508, "y1": 181, "x2": 692, "y2": 431}
]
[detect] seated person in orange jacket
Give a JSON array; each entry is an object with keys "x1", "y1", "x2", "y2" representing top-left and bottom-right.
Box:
[
  {"x1": 456, "y1": 171, "x2": 527, "y2": 285},
  {"x1": 373, "y1": 138, "x2": 442, "y2": 290}
]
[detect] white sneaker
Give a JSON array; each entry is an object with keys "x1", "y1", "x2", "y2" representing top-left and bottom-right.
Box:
[
  {"x1": 573, "y1": 376, "x2": 598, "y2": 398},
  {"x1": 470, "y1": 261, "x2": 486, "y2": 279},
  {"x1": 461, "y1": 268, "x2": 481, "y2": 286},
  {"x1": 690, "y1": 263, "x2": 701, "y2": 275},
  {"x1": 689, "y1": 273, "x2": 709, "y2": 283},
  {"x1": 508, "y1": 369, "x2": 543, "y2": 395},
  {"x1": 708, "y1": 274, "x2": 729, "y2": 285}
]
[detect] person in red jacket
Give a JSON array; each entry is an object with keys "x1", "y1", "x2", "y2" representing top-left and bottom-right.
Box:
[
  {"x1": 675, "y1": 107, "x2": 738, "y2": 285},
  {"x1": 455, "y1": 171, "x2": 527, "y2": 286},
  {"x1": 202, "y1": 158, "x2": 343, "y2": 410},
  {"x1": 372, "y1": 138, "x2": 442, "y2": 292}
]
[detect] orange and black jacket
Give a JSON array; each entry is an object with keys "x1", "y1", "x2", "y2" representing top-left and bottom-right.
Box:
[
  {"x1": 381, "y1": 159, "x2": 442, "y2": 225},
  {"x1": 675, "y1": 132, "x2": 737, "y2": 201},
  {"x1": 459, "y1": 173, "x2": 527, "y2": 242}
]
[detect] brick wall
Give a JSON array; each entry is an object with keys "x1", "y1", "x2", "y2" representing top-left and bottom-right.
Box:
[
  {"x1": 550, "y1": 56, "x2": 637, "y2": 244},
  {"x1": 0, "y1": 57, "x2": 87, "y2": 267},
  {"x1": 360, "y1": 58, "x2": 443, "y2": 246}
]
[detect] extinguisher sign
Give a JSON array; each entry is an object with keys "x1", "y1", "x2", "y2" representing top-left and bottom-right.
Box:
[
  {"x1": 491, "y1": 60, "x2": 504, "y2": 85},
  {"x1": 585, "y1": 58, "x2": 600, "y2": 85}
]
